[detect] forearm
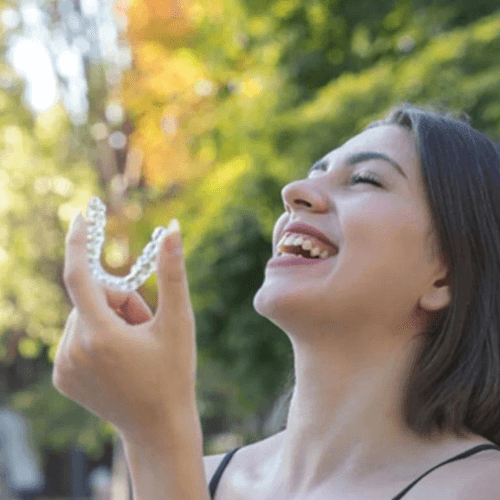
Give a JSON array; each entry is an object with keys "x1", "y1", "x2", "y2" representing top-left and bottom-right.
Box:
[{"x1": 122, "y1": 411, "x2": 209, "y2": 500}]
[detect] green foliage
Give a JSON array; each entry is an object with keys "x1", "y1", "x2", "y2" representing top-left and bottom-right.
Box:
[
  {"x1": 4, "y1": 0, "x2": 500, "y2": 456},
  {"x1": 149, "y1": 3, "x2": 500, "y2": 443},
  {"x1": 0, "y1": 103, "x2": 102, "y2": 366},
  {"x1": 0, "y1": 99, "x2": 109, "y2": 452},
  {"x1": 0, "y1": 5, "x2": 107, "y2": 451}
]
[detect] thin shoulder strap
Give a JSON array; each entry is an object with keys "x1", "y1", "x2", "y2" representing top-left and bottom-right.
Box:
[
  {"x1": 391, "y1": 444, "x2": 500, "y2": 500},
  {"x1": 209, "y1": 447, "x2": 242, "y2": 499}
]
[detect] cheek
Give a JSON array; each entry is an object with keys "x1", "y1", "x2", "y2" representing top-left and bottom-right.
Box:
[
  {"x1": 342, "y1": 202, "x2": 429, "y2": 275},
  {"x1": 272, "y1": 213, "x2": 288, "y2": 246},
  {"x1": 388, "y1": 206, "x2": 431, "y2": 266}
]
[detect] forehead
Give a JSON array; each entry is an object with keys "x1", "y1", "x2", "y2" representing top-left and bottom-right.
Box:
[{"x1": 324, "y1": 124, "x2": 419, "y2": 176}]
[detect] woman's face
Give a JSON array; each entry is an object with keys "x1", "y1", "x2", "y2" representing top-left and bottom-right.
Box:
[{"x1": 253, "y1": 124, "x2": 448, "y2": 340}]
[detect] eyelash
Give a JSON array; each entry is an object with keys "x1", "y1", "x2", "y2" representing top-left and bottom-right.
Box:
[
  {"x1": 349, "y1": 172, "x2": 383, "y2": 187},
  {"x1": 308, "y1": 166, "x2": 383, "y2": 188}
]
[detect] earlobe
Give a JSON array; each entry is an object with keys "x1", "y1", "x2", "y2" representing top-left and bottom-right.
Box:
[
  {"x1": 419, "y1": 279, "x2": 451, "y2": 312},
  {"x1": 419, "y1": 247, "x2": 451, "y2": 311}
]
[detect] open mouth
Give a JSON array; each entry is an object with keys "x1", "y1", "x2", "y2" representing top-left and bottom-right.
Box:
[
  {"x1": 278, "y1": 245, "x2": 327, "y2": 259},
  {"x1": 276, "y1": 232, "x2": 339, "y2": 260}
]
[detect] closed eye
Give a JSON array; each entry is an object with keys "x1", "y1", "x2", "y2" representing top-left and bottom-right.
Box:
[
  {"x1": 307, "y1": 163, "x2": 383, "y2": 187},
  {"x1": 350, "y1": 172, "x2": 382, "y2": 187}
]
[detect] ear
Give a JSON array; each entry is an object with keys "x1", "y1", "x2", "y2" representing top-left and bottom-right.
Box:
[{"x1": 418, "y1": 267, "x2": 451, "y2": 312}]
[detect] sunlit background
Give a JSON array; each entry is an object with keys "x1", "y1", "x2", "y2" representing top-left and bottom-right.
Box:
[
  {"x1": 5, "y1": 0, "x2": 131, "y2": 120},
  {"x1": 1, "y1": 0, "x2": 500, "y2": 498}
]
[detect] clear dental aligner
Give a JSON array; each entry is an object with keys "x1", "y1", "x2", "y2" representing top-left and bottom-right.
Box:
[{"x1": 85, "y1": 196, "x2": 175, "y2": 292}]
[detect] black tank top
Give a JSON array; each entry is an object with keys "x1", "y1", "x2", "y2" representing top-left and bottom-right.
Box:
[{"x1": 208, "y1": 443, "x2": 500, "y2": 499}]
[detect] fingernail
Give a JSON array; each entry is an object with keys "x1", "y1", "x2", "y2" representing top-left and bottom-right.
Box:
[
  {"x1": 168, "y1": 218, "x2": 180, "y2": 234},
  {"x1": 163, "y1": 219, "x2": 182, "y2": 252},
  {"x1": 69, "y1": 210, "x2": 82, "y2": 232}
]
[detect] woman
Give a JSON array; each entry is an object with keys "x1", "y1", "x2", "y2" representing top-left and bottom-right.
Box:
[{"x1": 53, "y1": 103, "x2": 500, "y2": 500}]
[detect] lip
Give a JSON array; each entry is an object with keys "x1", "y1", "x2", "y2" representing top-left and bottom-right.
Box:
[
  {"x1": 266, "y1": 254, "x2": 336, "y2": 268},
  {"x1": 278, "y1": 221, "x2": 338, "y2": 254}
]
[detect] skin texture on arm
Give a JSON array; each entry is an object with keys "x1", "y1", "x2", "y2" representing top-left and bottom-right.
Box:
[{"x1": 122, "y1": 413, "x2": 209, "y2": 500}]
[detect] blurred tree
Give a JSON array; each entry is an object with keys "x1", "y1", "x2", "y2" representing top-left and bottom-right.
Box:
[
  {"x1": 115, "y1": 0, "x2": 500, "y2": 452},
  {"x1": 2, "y1": 0, "x2": 500, "y2": 461},
  {"x1": 0, "y1": 0, "x2": 130, "y2": 458}
]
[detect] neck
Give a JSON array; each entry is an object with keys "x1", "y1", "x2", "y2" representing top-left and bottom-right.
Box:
[{"x1": 264, "y1": 325, "x2": 468, "y2": 496}]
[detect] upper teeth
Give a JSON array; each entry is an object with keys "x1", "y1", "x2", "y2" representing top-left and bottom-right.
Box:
[{"x1": 277, "y1": 232, "x2": 337, "y2": 259}]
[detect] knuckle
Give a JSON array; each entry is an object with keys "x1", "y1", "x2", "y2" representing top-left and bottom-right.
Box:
[
  {"x1": 83, "y1": 336, "x2": 107, "y2": 358},
  {"x1": 73, "y1": 330, "x2": 112, "y2": 365},
  {"x1": 52, "y1": 364, "x2": 66, "y2": 393},
  {"x1": 69, "y1": 307, "x2": 79, "y2": 324},
  {"x1": 52, "y1": 321, "x2": 112, "y2": 396},
  {"x1": 66, "y1": 342, "x2": 84, "y2": 366},
  {"x1": 63, "y1": 267, "x2": 84, "y2": 289},
  {"x1": 65, "y1": 228, "x2": 84, "y2": 247},
  {"x1": 165, "y1": 266, "x2": 184, "y2": 283},
  {"x1": 52, "y1": 354, "x2": 73, "y2": 394},
  {"x1": 52, "y1": 340, "x2": 102, "y2": 390},
  {"x1": 64, "y1": 308, "x2": 77, "y2": 331}
]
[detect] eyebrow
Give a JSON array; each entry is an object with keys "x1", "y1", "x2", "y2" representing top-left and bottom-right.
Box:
[{"x1": 308, "y1": 151, "x2": 407, "y2": 179}]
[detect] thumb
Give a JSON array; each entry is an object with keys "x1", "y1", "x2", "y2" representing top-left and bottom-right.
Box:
[{"x1": 154, "y1": 219, "x2": 193, "y2": 330}]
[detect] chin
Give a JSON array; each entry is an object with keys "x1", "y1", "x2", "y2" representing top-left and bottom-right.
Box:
[
  {"x1": 252, "y1": 284, "x2": 278, "y2": 318},
  {"x1": 254, "y1": 283, "x2": 286, "y2": 317},
  {"x1": 252, "y1": 282, "x2": 312, "y2": 325}
]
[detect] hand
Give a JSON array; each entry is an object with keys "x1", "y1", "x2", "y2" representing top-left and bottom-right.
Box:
[{"x1": 53, "y1": 210, "x2": 198, "y2": 446}]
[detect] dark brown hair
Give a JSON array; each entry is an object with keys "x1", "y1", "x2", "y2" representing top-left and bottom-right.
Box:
[{"x1": 265, "y1": 103, "x2": 500, "y2": 447}]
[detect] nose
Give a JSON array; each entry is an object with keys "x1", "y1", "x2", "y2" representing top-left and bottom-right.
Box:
[{"x1": 281, "y1": 178, "x2": 330, "y2": 215}]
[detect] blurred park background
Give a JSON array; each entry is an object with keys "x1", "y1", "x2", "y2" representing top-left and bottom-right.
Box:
[{"x1": 0, "y1": 0, "x2": 500, "y2": 497}]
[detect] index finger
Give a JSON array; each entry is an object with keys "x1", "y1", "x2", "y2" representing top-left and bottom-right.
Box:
[{"x1": 64, "y1": 210, "x2": 114, "y2": 331}]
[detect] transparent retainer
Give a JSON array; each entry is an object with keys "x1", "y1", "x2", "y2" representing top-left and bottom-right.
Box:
[{"x1": 85, "y1": 196, "x2": 173, "y2": 291}]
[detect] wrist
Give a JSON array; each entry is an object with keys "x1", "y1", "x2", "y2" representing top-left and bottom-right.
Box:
[
  {"x1": 121, "y1": 415, "x2": 208, "y2": 500},
  {"x1": 120, "y1": 401, "x2": 203, "y2": 452}
]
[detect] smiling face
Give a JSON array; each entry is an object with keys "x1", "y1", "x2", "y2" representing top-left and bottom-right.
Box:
[{"x1": 253, "y1": 124, "x2": 450, "y2": 344}]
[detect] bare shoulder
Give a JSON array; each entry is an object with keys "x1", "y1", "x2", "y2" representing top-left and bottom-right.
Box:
[
  {"x1": 203, "y1": 431, "x2": 285, "y2": 496},
  {"x1": 417, "y1": 443, "x2": 500, "y2": 500},
  {"x1": 204, "y1": 452, "x2": 228, "y2": 484},
  {"x1": 451, "y1": 447, "x2": 500, "y2": 500}
]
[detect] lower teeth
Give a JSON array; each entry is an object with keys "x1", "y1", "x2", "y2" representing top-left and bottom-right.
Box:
[{"x1": 279, "y1": 252, "x2": 320, "y2": 259}]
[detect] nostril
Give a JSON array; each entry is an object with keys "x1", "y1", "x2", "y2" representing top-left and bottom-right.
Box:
[{"x1": 294, "y1": 199, "x2": 313, "y2": 208}]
